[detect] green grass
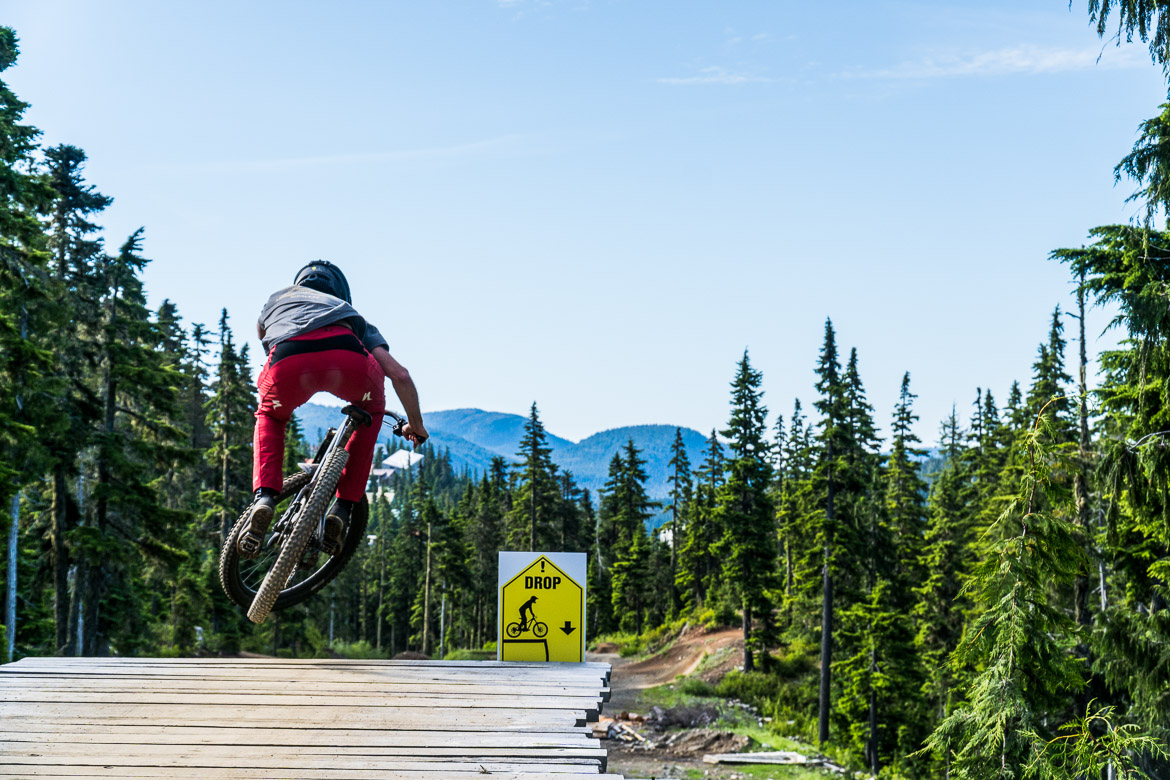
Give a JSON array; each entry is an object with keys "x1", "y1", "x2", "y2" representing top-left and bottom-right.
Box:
[{"x1": 681, "y1": 766, "x2": 828, "y2": 780}]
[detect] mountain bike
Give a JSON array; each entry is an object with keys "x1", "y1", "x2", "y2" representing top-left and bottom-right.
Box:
[
  {"x1": 506, "y1": 611, "x2": 549, "y2": 639},
  {"x1": 218, "y1": 405, "x2": 407, "y2": 624}
]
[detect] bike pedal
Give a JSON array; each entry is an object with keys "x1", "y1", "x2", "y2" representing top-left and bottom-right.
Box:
[
  {"x1": 237, "y1": 530, "x2": 264, "y2": 559},
  {"x1": 321, "y1": 515, "x2": 345, "y2": 556},
  {"x1": 237, "y1": 498, "x2": 275, "y2": 559}
]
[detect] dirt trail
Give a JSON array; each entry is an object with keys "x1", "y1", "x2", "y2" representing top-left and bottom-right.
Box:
[
  {"x1": 591, "y1": 626, "x2": 742, "y2": 712},
  {"x1": 589, "y1": 627, "x2": 749, "y2": 779}
]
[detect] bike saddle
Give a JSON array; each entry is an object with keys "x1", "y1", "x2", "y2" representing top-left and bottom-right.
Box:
[{"x1": 341, "y1": 405, "x2": 374, "y2": 427}]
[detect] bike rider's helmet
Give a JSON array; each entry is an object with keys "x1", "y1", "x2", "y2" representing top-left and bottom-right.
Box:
[{"x1": 293, "y1": 260, "x2": 352, "y2": 304}]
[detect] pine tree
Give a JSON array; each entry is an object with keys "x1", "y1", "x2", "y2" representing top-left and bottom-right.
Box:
[
  {"x1": 884, "y1": 372, "x2": 928, "y2": 599},
  {"x1": 777, "y1": 399, "x2": 813, "y2": 630},
  {"x1": 811, "y1": 318, "x2": 849, "y2": 744},
  {"x1": 924, "y1": 411, "x2": 1087, "y2": 778},
  {"x1": 0, "y1": 26, "x2": 55, "y2": 660},
  {"x1": 1026, "y1": 307, "x2": 1074, "y2": 442},
  {"x1": 508, "y1": 403, "x2": 560, "y2": 551},
  {"x1": 713, "y1": 350, "x2": 777, "y2": 671},
  {"x1": 665, "y1": 427, "x2": 691, "y2": 616},
  {"x1": 599, "y1": 441, "x2": 657, "y2": 635},
  {"x1": 913, "y1": 408, "x2": 975, "y2": 777},
  {"x1": 84, "y1": 230, "x2": 187, "y2": 654},
  {"x1": 40, "y1": 143, "x2": 112, "y2": 656},
  {"x1": 675, "y1": 430, "x2": 722, "y2": 610},
  {"x1": 1054, "y1": 227, "x2": 1170, "y2": 756}
]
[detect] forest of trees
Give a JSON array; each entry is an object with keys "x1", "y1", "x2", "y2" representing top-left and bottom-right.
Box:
[{"x1": 3, "y1": 6, "x2": 1170, "y2": 778}]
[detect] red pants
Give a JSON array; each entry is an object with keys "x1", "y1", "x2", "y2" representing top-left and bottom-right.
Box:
[{"x1": 253, "y1": 325, "x2": 385, "y2": 502}]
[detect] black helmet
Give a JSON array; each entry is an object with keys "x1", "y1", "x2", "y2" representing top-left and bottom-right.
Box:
[{"x1": 294, "y1": 260, "x2": 351, "y2": 304}]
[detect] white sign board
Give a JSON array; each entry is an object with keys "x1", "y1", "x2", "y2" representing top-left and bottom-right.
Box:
[{"x1": 497, "y1": 551, "x2": 587, "y2": 663}]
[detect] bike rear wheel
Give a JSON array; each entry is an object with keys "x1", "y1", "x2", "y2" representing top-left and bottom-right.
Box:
[{"x1": 219, "y1": 457, "x2": 367, "y2": 617}]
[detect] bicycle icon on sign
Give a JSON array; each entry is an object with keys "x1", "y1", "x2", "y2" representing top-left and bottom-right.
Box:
[{"x1": 506, "y1": 596, "x2": 548, "y2": 638}]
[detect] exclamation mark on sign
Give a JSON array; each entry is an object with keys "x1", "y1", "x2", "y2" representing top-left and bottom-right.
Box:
[{"x1": 541, "y1": 561, "x2": 546, "y2": 572}]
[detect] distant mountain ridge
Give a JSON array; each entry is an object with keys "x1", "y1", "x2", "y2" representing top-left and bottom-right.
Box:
[{"x1": 293, "y1": 404, "x2": 708, "y2": 498}]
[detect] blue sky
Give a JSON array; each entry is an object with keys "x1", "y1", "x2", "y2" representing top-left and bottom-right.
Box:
[{"x1": 5, "y1": 1, "x2": 1165, "y2": 443}]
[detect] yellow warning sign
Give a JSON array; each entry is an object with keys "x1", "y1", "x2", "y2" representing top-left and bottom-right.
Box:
[{"x1": 498, "y1": 553, "x2": 585, "y2": 663}]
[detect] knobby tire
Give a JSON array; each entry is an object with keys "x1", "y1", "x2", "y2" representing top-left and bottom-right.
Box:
[
  {"x1": 218, "y1": 471, "x2": 310, "y2": 606},
  {"x1": 219, "y1": 471, "x2": 369, "y2": 614},
  {"x1": 247, "y1": 448, "x2": 349, "y2": 624}
]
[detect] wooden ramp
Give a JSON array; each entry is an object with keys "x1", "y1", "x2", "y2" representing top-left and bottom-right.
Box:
[{"x1": 0, "y1": 657, "x2": 620, "y2": 779}]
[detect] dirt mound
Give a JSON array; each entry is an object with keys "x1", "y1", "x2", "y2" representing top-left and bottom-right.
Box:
[
  {"x1": 658, "y1": 728, "x2": 751, "y2": 757},
  {"x1": 391, "y1": 651, "x2": 429, "y2": 660},
  {"x1": 646, "y1": 704, "x2": 719, "y2": 730}
]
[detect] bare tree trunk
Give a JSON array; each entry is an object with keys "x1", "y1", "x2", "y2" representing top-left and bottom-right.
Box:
[
  {"x1": 742, "y1": 604, "x2": 754, "y2": 672},
  {"x1": 529, "y1": 476, "x2": 537, "y2": 553},
  {"x1": 376, "y1": 533, "x2": 385, "y2": 652},
  {"x1": 51, "y1": 466, "x2": 72, "y2": 655},
  {"x1": 6, "y1": 493, "x2": 18, "y2": 663},
  {"x1": 819, "y1": 550, "x2": 832, "y2": 746},
  {"x1": 71, "y1": 455, "x2": 88, "y2": 657},
  {"x1": 819, "y1": 447, "x2": 834, "y2": 746},
  {"x1": 868, "y1": 650, "x2": 879, "y2": 774},
  {"x1": 421, "y1": 521, "x2": 433, "y2": 656}
]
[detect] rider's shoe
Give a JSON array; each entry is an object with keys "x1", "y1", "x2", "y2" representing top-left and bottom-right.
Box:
[
  {"x1": 321, "y1": 499, "x2": 353, "y2": 556},
  {"x1": 237, "y1": 489, "x2": 278, "y2": 559}
]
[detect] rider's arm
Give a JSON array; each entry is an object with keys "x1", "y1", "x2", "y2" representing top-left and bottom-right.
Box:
[{"x1": 371, "y1": 346, "x2": 429, "y2": 444}]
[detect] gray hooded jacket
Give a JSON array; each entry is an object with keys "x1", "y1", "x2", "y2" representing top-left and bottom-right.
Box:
[{"x1": 257, "y1": 286, "x2": 389, "y2": 355}]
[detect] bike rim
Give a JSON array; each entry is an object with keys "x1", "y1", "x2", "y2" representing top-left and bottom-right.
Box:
[{"x1": 237, "y1": 517, "x2": 334, "y2": 595}]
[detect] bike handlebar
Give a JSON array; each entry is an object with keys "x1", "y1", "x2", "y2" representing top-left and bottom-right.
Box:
[{"x1": 381, "y1": 409, "x2": 425, "y2": 444}]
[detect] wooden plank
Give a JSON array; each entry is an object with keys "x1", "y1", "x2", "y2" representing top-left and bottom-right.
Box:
[
  {"x1": 0, "y1": 690, "x2": 602, "y2": 714},
  {"x1": 0, "y1": 668, "x2": 604, "y2": 687},
  {"x1": 0, "y1": 727, "x2": 595, "y2": 747},
  {"x1": 2, "y1": 658, "x2": 610, "y2": 678},
  {"x1": 0, "y1": 742, "x2": 605, "y2": 761},
  {"x1": 0, "y1": 704, "x2": 586, "y2": 729},
  {"x1": 0, "y1": 748, "x2": 603, "y2": 767},
  {"x1": 0, "y1": 657, "x2": 612, "y2": 778},
  {"x1": 0, "y1": 678, "x2": 605, "y2": 698},
  {"x1": 0, "y1": 768, "x2": 624, "y2": 779}
]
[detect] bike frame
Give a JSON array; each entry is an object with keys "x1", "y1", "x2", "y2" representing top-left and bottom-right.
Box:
[{"x1": 267, "y1": 405, "x2": 396, "y2": 553}]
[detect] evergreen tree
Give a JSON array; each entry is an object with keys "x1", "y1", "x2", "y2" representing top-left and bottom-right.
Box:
[
  {"x1": 84, "y1": 230, "x2": 187, "y2": 654},
  {"x1": 1054, "y1": 228, "x2": 1170, "y2": 758},
  {"x1": 507, "y1": 403, "x2": 559, "y2": 551},
  {"x1": 713, "y1": 350, "x2": 778, "y2": 671},
  {"x1": 203, "y1": 310, "x2": 254, "y2": 547},
  {"x1": 810, "y1": 318, "x2": 849, "y2": 745},
  {"x1": 0, "y1": 26, "x2": 55, "y2": 658},
  {"x1": 884, "y1": 372, "x2": 928, "y2": 599},
  {"x1": 777, "y1": 399, "x2": 813, "y2": 630},
  {"x1": 675, "y1": 430, "x2": 722, "y2": 610},
  {"x1": 40, "y1": 143, "x2": 113, "y2": 656},
  {"x1": 599, "y1": 441, "x2": 657, "y2": 635},
  {"x1": 925, "y1": 411, "x2": 1090, "y2": 778},
  {"x1": 913, "y1": 408, "x2": 975, "y2": 777},
  {"x1": 1026, "y1": 307, "x2": 1074, "y2": 442},
  {"x1": 665, "y1": 427, "x2": 691, "y2": 616}
]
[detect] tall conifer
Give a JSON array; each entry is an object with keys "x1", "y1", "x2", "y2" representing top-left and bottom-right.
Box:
[{"x1": 713, "y1": 351, "x2": 777, "y2": 671}]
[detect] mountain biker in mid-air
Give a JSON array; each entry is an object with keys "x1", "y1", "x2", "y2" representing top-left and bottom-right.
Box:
[{"x1": 237, "y1": 260, "x2": 428, "y2": 559}]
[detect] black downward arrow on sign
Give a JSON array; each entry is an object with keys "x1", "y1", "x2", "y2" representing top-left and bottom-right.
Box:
[{"x1": 560, "y1": 621, "x2": 576, "y2": 636}]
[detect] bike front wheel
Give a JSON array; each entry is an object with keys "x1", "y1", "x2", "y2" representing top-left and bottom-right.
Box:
[
  {"x1": 247, "y1": 447, "x2": 350, "y2": 624},
  {"x1": 533, "y1": 621, "x2": 548, "y2": 638}
]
